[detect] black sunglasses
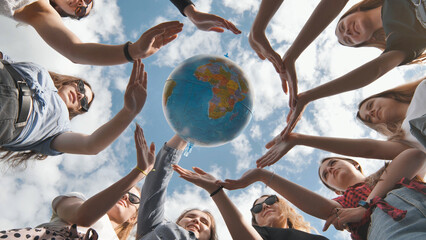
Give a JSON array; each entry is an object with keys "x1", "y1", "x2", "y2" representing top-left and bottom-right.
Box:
[
  {"x1": 126, "y1": 192, "x2": 140, "y2": 205},
  {"x1": 250, "y1": 195, "x2": 279, "y2": 214},
  {"x1": 76, "y1": 80, "x2": 90, "y2": 112},
  {"x1": 75, "y1": 0, "x2": 93, "y2": 20}
]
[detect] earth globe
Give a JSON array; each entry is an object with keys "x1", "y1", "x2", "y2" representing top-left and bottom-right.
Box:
[{"x1": 162, "y1": 55, "x2": 253, "y2": 147}]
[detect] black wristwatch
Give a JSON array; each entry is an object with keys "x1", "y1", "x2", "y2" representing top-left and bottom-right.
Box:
[{"x1": 357, "y1": 200, "x2": 370, "y2": 209}]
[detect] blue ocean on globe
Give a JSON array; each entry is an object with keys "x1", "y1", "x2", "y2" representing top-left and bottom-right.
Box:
[{"x1": 162, "y1": 55, "x2": 254, "y2": 147}]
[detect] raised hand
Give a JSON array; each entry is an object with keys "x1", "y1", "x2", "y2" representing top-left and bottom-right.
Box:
[
  {"x1": 172, "y1": 165, "x2": 220, "y2": 194},
  {"x1": 257, "y1": 133, "x2": 297, "y2": 168},
  {"x1": 280, "y1": 92, "x2": 309, "y2": 140},
  {"x1": 184, "y1": 5, "x2": 241, "y2": 34},
  {"x1": 123, "y1": 60, "x2": 148, "y2": 116},
  {"x1": 281, "y1": 57, "x2": 298, "y2": 108},
  {"x1": 134, "y1": 123, "x2": 155, "y2": 173},
  {"x1": 218, "y1": 168, "x2": 265, "y2": 190},
  {"x1": 323, "y1": 207, "x2": 365, "y2": 232},
  {"x1": 132, "y1": 21, "x2": 183, "y2": 59},
  {"x1": 249, "y1": 31, "x2": 285, "y2": 79}
]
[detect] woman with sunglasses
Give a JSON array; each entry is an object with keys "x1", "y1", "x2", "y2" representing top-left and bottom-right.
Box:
[
  {"x1": 218, "y1": 148, "x2": 426, "y2": 240},
  {"x1": 2, "y1": 0, "x2": 183, "y2": 65},
  {"x1": 0, "y1": 52, "x2": 148, "y2": 166},
  {"x1": 1, "y1": 125, "x2": 155, "y2": 240},
  {"x1": 172, "y1": 165, "x2": 328, "y2": 240}
]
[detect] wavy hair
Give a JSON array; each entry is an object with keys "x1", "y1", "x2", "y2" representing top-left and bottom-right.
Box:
[
  {"x1": 338, "y1": 0, "x2": 425, "y2": 64},
  {"x1": 114, "y1": 186, "x2": 141, "y2": 240},
  {"x1": 356, "y1": 77, "x2": 425, "y2": 142},
  {"x1": 251, "y1": 195, "x2": 315, "y2": 233},
  {"x1": 0, "y1": 72, "x2": 94, "y2": 168}
]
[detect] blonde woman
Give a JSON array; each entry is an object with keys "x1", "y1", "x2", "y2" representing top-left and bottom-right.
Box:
[{"x1": 0, "y1": 125, "x2": 155, "y2": 240}]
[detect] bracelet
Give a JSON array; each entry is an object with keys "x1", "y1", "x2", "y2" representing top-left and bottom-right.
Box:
[
  {"x1": 265, "y1": 171, "x2": 275, "y2": 188},
  {"x1": 210, "y1": 186, "x2": 224, "y2": 197},
  {"x1": 135, "y1": 166, "x2": 149, "y2": 176},
  {"x1": 123, "y1": 41, "x2": 135, "y2": 63}
]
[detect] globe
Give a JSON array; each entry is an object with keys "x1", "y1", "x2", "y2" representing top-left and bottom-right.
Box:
[{"x1": 162, "y1": 55, "x2": 254, "y2": 147}]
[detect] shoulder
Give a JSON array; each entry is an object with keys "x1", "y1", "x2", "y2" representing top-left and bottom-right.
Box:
[
  {"x1": 52, "y1": 192, "x2": 86, "y2": 211},
  {"x1": 13, "y1": 0, "x2": 61, "y2": 25}
]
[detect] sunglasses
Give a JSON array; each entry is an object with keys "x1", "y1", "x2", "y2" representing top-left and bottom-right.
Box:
[
  {"x1": 126, "y1": 192, "x2": 140, "y2": 205},
  {"x1": 250, "y1": 195, "x2": 278, "y2": 214},
  {"x1": 75, "y1": 80, "x2": 90, "y2": 112},
  {"x1": 75, "y1": 0, "x2": 93, "y2": 20}
]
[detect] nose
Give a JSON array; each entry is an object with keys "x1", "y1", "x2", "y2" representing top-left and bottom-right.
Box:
[
  {"x1": 77, "y1": 0, "x2": 88, "y2": 7},
  {"x1": 76, "y1": 91, "x2": 85, "y2": 100},
  {"x1": 369, "y1": 109, "x2": 376, "y2": 118},
  {"x1": 191, "y1": 217, "x2": 200, "y2": 224}
]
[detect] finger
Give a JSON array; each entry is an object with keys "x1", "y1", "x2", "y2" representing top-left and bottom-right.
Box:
[
  {"x1": 208, "y1": 27, "x2": 225, "y2": 33},
  {"x1": 162, "y1": 34, "x2": 178, "y2": 45},
  {"x1": 323, "y1": 215, "x2": 337, "y2": 231},
  {"x1": 224, "y1": 20, "x2": 241, "y2": 34},
  {"x1": 255, "y1": 50, "x2": 266, "y2": 60},
  {"x1": 149, "y1": 142, "x2": 155, "y2": 154},
  {"x1": 280, "y1": 74, "x2": 288, "y2": 94},
  {"x1": 192, "y1": 167, "x2": 207, "y2": 175},
  {"x1": 142, "y1": 71, "x2": 148, "y2": 90}
]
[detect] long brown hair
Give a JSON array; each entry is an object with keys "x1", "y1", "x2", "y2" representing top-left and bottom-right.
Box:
[
  {"x1": 251, "y1": 195, "x2": 315, "y2": 233},
  {"x1": 357, "y1": 77, "x2": 425, "y2": 142},
  {"x1": 338, "y1": 0, "x2": 425, "y2": 64},
  {"x1": 114, "y1": 187, "x2": 141, "y2": 240},
  {"x1": 0, "y1": 72, "x2": 94, "y2": 167},
  {"x1": 176, "y1": 208, "x2": 218, "y2": 240}
]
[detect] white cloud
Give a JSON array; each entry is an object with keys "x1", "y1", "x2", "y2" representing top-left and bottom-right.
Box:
[{"x1": 221, "y1": 0, "x2": 261, "y2": 14}]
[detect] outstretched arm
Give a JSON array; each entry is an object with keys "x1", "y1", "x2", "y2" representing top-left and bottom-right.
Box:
[
  {"x1": 51, "y1": 60, "x2": 147, "y2": 154},
  {"x1": 257, "y1": 133, "x2": 411, "y2": 168},
  {"x1": 281, "y1": 50, "x2": 407, "y2": 139},
  {"x1": 15, "y1": 1, "x2": 182, "y2": 65},
  {"x1": 173, "y1": 165, "x2": 262, "y2": 240},
  {"x1": 249, "y1": 0, "x2": 285, "y2": 74},
  {"x1": 324, "y1": 149, "x2": 426, "y2": 231},
  {"x1": 54, "y1": 125, "x2": 155, "y2": 227},
  {"x1": 220, "y1": 168, "x2": 340, "y2": 219},
  {"x1": 136, "y1": 135, "x2": 187, "y2": 238}
]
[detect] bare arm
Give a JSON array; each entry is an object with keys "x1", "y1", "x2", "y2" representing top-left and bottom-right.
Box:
[
  {"x1": 324, "y1": 149, "x2": 426, "y2": 230},
  {"x1": 280, "y1": 50, "x2": 407, "y2": 139},
  {"x1": 284, "y1": 0, "x2": 348, "y2": 60},
  {"x1": 55, "y1": 125, "x2": 155, "y2": 227},
  {"x1": 257, "y1": 133, "x2": 412, "y2": 168},
  {"x1": 14, "y1": 1, "x2": 182, "y2": 65},
  {"x1": 51, "y1": 60, "x2": 147, "y2": 154},
  {"x1": 220, "y1": 168, "x2": 340, "y2": 219},
  {"x1": 173, "y1": 166, "x2": 263, "y2": 240},
  {"x1": 304, "y1": 50, "x2": 406, "y2": 103}
]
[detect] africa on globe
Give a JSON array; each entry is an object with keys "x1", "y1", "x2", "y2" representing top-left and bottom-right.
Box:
[{"x1": 163, "y1": 55, "x2": 253, "y2": 147}]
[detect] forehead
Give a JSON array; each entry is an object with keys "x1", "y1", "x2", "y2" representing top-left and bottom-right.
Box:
[
  {"x1": 319, "y1": 159, "x2": 333, "y2": 176},
  {"x1": 184, "y1": 210, "x2": 210, "y2": 221},
  {"x1": 128, "y1": 187, "x2": 139, "y2": 196},
  {"x1": 255, "y1": 196, "x2": 268, "y2": 205}
]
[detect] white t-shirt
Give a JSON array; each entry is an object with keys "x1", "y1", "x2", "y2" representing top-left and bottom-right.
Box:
[
  {"x1": 401, "y1": 80, "x2": 426, "y2": 153},
  {"x1": 37, "y1": 192, "x2": 119, "y2": 240},
  {"x1": 0, "y1": 0, "x2": 38, "y2": 17}
]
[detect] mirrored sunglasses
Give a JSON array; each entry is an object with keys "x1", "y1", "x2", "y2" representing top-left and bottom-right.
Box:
[
  {"x1": 76, "y1": 80, "x2": 89, "y2": 112},
  {"x1": 250, "y1": 195, "x2": 278, "y2": 214},
  {"x1": 127, "y1": 192, "x2": 140, "y2": 205},
  {"x1": 75, "y1": 0, "x2": 93, "y2": 20}
]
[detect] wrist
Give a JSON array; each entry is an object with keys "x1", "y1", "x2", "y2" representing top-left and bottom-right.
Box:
[
  {"x1": 259, "y1": 169, "x2": 272, "y2": 183},
  {"x1": 183, "y1": 4, "x2": 196, "y2": 18},
  {"x1": 209, "y1": 186, "x2": 224, "y2": 197}
]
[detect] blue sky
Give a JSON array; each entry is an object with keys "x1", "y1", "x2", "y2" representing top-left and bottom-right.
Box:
[{"x1": 0, "y1": 0, "x2": 425, "y2": 239}]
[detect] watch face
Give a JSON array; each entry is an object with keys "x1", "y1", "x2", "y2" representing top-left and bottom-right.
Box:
[{"x1": 358, "y1": 200, "x2": 369, "y2": 208}]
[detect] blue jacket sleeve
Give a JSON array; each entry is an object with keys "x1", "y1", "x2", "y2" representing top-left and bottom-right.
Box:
[
  {"x1": 136, "y1": 143, "x2": 184, "y2": 238},
  {"x1": 170, "y1": 0, "x2": 194, "y2": 16}
]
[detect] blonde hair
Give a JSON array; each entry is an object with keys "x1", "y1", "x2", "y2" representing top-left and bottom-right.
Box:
[
  {"x1": 338, "y1": 0, "x2": 425, "y2": 64},
  {"x1": 251, "y1": 195, "x2": 315, "y2": 233},
  {"x1": 114, "y1": 186, "x2": 141, "y2": 240},
  {"x1": 357, "y1": 77, "x2": 425, "y2": 142}
]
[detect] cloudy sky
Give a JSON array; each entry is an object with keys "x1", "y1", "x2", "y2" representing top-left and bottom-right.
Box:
[{"x1": 0, "y1": 0, "x2": 424, "y2": 239}]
